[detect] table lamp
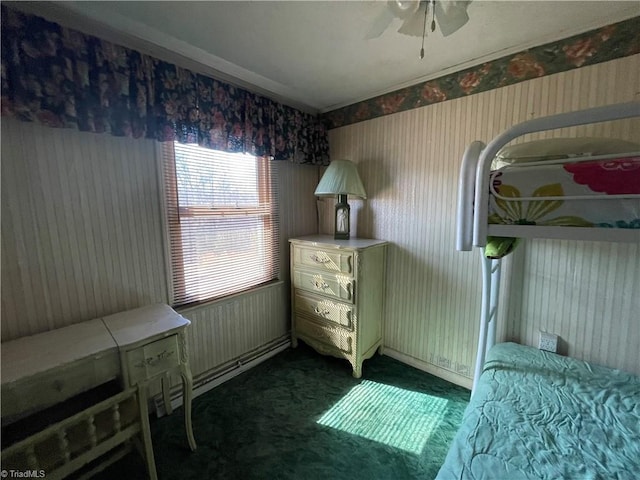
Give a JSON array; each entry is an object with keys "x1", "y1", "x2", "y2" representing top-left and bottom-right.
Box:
[{"x1": 314, "y1": 159, "x2": 367, "y2": 240}]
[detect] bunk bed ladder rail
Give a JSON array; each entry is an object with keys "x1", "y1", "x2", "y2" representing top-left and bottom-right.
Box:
[{"x1": 472, "y1": 252, "x2": 502, "y2": 395}]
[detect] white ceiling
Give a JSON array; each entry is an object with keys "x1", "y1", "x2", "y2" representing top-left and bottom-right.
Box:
[{"x1": 21, "y1": 1, "x2": 640, "y2": 113}]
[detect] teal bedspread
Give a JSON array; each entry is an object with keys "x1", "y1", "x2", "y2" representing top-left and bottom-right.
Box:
[{"x1": 437, "y1": 342, "x2": 640, "y2": 479}]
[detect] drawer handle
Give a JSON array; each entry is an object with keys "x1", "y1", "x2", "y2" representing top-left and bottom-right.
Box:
[
  {"x1": 134, "y1": 349, "x2": 175, "y2": 369},
  {"x1": 313, "y1": 306, "x2": 330, "y2": 317},
  {"x1": 312, "y1": 280, "x2": 329, "y2": 290},
  {"x1": 310, "y1": 254, "x2": 330, "y2": 264}
]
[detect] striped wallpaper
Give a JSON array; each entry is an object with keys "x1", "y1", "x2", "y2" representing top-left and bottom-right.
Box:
[
  {"x1": 1, "y1": 55, "x2": 638, "y2": 392},
  {"x1": 1, "y1": 117, "x2": 320, "y2": 383},
  {"x1": 1, "y1": 122, "x2": 168, "y2": 338},
  {"x1": 328, "y1": 54, "x2": 640, "y2": 386}
]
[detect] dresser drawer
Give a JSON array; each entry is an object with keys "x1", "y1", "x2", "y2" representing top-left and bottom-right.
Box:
[
  {"x1": 293, "y1": 270, "x2": 354, "y2": 302},
  {"x1": 125, "y1": 335, "x2": 180, "y2": 385},
  {"x1": 294, "y1": 291, "x2": 353, "y2": 330},
  {"x1": 295, "y1": 316, "x2": 353, "y2": 354},
  {"x1": 293, "y1": 245, "x2": 353, "y2": 275},
  {"x1": 290, "y1": 236, "x2": 387, "y2": 379}
]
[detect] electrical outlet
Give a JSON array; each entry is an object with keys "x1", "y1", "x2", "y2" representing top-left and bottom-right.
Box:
[{"x1": 538, "y1": 331, "x2": 559, "y2": 353}]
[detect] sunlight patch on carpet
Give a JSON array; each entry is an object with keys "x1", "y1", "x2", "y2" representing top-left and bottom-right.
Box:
[{"x1": 317, "y1": 380, "x2": 448, "y2": 454}]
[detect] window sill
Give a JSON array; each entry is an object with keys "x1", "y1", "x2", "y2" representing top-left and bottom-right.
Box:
[{"x1": 175, "y1": 279, "x2": 285, "y2": 315}]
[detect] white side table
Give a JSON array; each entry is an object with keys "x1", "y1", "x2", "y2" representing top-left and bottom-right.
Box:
[{"x1": 102, "y1": 304, "x2": 197, "y2": 451}]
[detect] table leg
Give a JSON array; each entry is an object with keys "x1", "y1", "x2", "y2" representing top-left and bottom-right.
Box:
[
  {"x1": 138, "y1": 386, "x2": 159, "y2": 480},
  {"x1": 161, "y1": 373, "x2": 173, "y2": 416},
  {"x1": 180, "y1": 364, "x2": 197, "y2": 451}
]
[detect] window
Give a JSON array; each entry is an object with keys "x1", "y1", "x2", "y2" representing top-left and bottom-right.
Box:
[{"x1": 162, "y1": 142, "x2": 279, "y2": 307}]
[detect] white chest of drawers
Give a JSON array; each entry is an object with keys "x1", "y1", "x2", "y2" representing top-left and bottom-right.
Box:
[{"x1": 289, "y1": 235, "x2": 388, "y2": 378}]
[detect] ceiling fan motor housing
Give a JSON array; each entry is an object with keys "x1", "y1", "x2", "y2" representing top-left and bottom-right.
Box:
[{"x1": 389, "y1": 1, "x2": 422, "y2": 19}]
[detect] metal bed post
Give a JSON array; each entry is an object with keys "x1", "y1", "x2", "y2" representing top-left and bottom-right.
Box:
[
  {"x1": 487, "y1": 257, "x2": 501, "y2": 353},
  {"x1": 456, "y1": 141, "x2": 485, "y2": 251},
  {"x1": 472, "y1": 251, "x2": 502, "y2": 395}
]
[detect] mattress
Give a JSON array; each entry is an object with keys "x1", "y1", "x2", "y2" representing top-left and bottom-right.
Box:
[
  {"x1": 489, "y1": 154, "x2": 640, "y2": 230},
  {"x1": 436, "y1": 342, "x2": 640, "y2": 480}
]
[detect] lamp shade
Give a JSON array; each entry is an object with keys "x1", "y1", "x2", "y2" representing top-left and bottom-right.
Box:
[{"x1": 314, "y1": 160, "x2": 367, "y2": 198}]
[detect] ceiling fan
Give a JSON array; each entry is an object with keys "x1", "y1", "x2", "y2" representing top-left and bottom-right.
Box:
[{"x1": 367, "y1": 1, "x2": 472, "y2": 57}]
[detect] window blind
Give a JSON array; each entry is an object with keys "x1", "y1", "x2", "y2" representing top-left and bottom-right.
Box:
[{"x1": 162, "y1": 142, "x2": 280, "y2": 307}]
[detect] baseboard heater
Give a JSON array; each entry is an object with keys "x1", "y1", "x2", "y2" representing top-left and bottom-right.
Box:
[{"x1": 154, "y1": 335, "x2": 291, "y2": 416}]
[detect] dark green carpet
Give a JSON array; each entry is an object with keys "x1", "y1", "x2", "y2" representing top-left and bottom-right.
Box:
[{"x1": 95, "y1": 344, "x2": 469, "y2": 480}]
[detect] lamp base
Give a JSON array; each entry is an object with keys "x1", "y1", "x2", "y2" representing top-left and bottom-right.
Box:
[{"x1": 334, "y1": 195, "x2": 350, "y2": 240}]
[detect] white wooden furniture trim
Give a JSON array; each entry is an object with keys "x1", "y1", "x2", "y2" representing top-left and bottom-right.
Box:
[
  {"x1": 1, "y1": 303, "x2": 196, "y2": 477},
  {"x1": 290, "y1": 235, "x2": 388, "y2": 378},
  {"x1": 1, "y1": 318, "x2": 120, "y2": 421},
  {"x1": 102, "y1": 304, "x2": 197, "y2": 451},
  {"x1": 1, "y1": 386, "x2": 157, "y2": 480}
]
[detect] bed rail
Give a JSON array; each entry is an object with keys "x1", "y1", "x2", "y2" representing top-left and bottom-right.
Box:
[
  {"x1": 472, "y1": 101, "x2": 640, "y2": 246},
  {"x1": 456, "y1": 141, "x2": 485, "y2": 251},
  {"x1": 490, "y1": 151, "x2": 640, "y2": 202}
]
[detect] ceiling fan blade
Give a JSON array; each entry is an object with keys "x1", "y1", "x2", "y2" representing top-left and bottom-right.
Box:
[
  {"x1": 397, "y1": 1, "x2": 428, "y2": 37},
  {"x1": 435, "y1": 0, "x2": 471, "y2": 37},
  {"x1": 365, "y1": 8, "x2": 395, "y2": 39}
]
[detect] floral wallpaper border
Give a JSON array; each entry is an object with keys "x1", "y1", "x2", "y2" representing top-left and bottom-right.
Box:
[{"x1": 322, "y1": 16, "x2": 640, "y2": 130}]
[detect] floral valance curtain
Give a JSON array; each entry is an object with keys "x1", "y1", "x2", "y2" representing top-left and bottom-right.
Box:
[{"x1": 0, "y1": 6, "x2": 329, "y2": 165}]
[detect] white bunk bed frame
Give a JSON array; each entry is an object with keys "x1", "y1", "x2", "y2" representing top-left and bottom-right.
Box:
[{"x1": 456, "y1": 101, "x2": 640, "y2": 393}]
